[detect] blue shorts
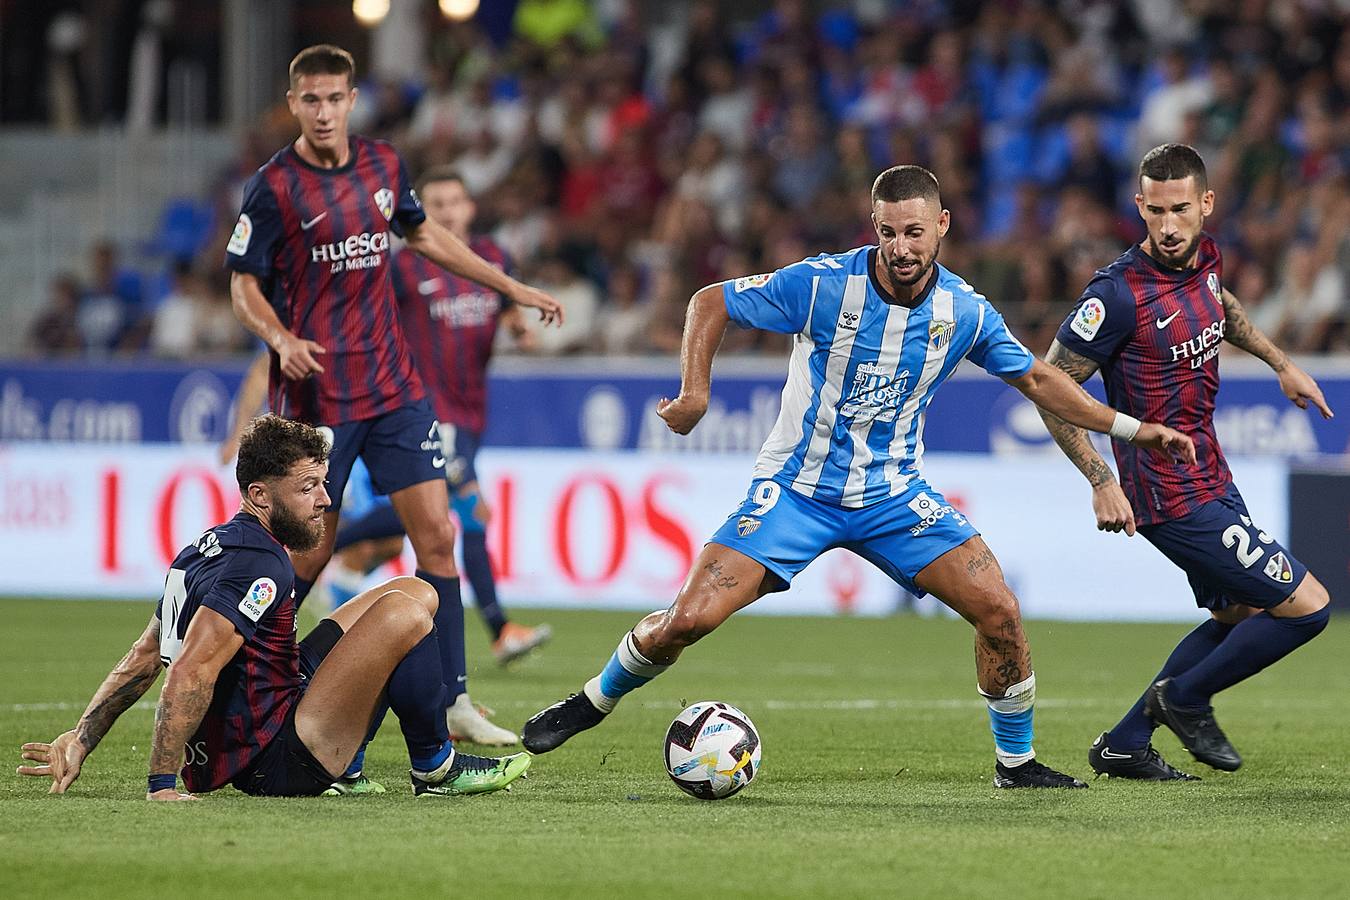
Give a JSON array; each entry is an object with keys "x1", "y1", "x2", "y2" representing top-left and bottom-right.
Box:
[
  {"x1": 436, "y1": 423, "x2": 482, "y2": 493},
  {"x1": 1140, "y1": 486, "x2": 1307, "y2": 611},
  {"x1": 318, "y1": 400, "x2": 444, "y2": 514},
  {"x1": 709, "y1": 477, "x2": 979, "y2": 595}
]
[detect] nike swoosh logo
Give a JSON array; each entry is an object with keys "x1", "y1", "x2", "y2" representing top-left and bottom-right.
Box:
[
  {"x1": 418, "y1": 279, "x2": 439, "y2": 294},
  {"x1": 1098, "y1": 748, "x2": 1133, "y2": 759},
  {"x1": 300, "y1": 212, "x2": 328, "y2": 230},
  {"x1": 1155, "y1": 310, "x2": 1181, "y2": 329},
  {"x1": 432, "y1": 456, "x2": 446, "y2": 468}
]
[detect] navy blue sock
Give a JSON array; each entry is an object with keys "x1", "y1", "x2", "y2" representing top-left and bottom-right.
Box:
[
  {"x1": 461, "y1": 530, "x2": 508, "y2": 639},
  {"x1": 385, "y1": 630, "x2": 452, "y2": 766},
  {"x1": 417, "y1": 569, "x2": 467, "y2": 705},
  {"x1": 294, "y1": 575, "x2": 315, "y2": 609},
  {"x1": 1107, "y1": 618, "x2": 1234, "y2": 750},
  {"x1": 1168, "y1": 607, "x2": 1331, "y2": 708}
]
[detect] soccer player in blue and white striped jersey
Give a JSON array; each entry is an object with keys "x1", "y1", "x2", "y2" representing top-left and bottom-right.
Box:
[{"x1": 523, "y1": 166, "x2": 1196, "y2": 789}]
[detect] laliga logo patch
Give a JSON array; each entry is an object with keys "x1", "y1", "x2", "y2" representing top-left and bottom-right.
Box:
[
  {"x1": 929, "y1": 319, "x2": 955, "y2": 349},
  {"x1": 1070, "y1": 297, "x2": 1106, "y2": 341},
  {"x1": 734, "y1": 272, "x2": 773, "y2": 292},
  {"x1": 226, "y1": 213, "x2": 252, "y2": 256},
  {"x1": 1207, "y1": 272, "x2": 1221, "y2": 300},
  {"x1": 239, "y1": 577, "x2": 278, "y2": 622},
  {"x1": 908, "y1": 492, "x2": 939, "y2": 518},
  {"x1": 374, "y1": 188, "x2": 395, "y2": 221},
  {"x1": 737, "y1": 516, "x2": 761, "y2": 537},
  {"x1": 1264, "y1": 551, "x2": 1293, "y2": 584}
]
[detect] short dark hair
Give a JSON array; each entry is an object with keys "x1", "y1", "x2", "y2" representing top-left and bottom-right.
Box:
[
  {"x1": 235, "y1": 415, "x2": 329, "y2": 492},
  {"x1": 289, "y1": 44, "x2": 355, "y2": 89},
  {"x1": 414, "y1": 166, "x2": 467, "y2": 196},
  {"x1": 871, "y1": 165, "x2": 941, "y2": 206},
  {"x1": 1139, "y1": 143, "x2": 1207, "y2": 191}
]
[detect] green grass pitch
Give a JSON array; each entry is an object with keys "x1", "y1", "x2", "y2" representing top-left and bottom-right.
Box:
[{"x1": 2, "y1": 597, "x2": 1348, "y2": 899}]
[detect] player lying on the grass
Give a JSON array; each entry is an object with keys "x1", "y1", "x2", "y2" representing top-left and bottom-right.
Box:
[
  {"x1": 17, "y1": 415, "x2": 529, "y2": 799},
  {"x1": 523, "y1": 165, "x2": 1197, "y2": 789},
  {"x1": 1039, "y1": 143, "x2": 1334, "y2": 781}
]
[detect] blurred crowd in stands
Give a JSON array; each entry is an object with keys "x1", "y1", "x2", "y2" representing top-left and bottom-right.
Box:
[{"x1": 27, "y1": 0, "x2": 1350, "y2": 361}]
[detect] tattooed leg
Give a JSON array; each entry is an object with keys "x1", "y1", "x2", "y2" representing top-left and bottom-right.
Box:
[{"x1": 916, "y1": 537, "x2": 1039, "y2": 765}]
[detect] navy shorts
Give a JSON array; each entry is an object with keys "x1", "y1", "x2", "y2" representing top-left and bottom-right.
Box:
[
  {"x1": 436, "y1": 423, "x2": 482, "y2": 492},
  {"x1": 1139, "y1": 487, "x2": 1307, "y2": 611},
  {"x1": 317, "y1": 399, "x2": 445, "y2": 513},
  {"x1": 709, "y1": 477, "x2": 979, "y2": 595},
  {"x1": 233, "y1": 620, "x2": 346, "y2": 797}
]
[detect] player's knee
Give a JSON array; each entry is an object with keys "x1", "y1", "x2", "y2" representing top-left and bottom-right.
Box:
[
  {"x1": 655, "y1": 606, "x2": 716, "y2": 649},
  {"x1": 380, "y1": 591, "x2": 434, "y2": 642},
  {"x1": 969, "y1": 585, "x2": 1021, "y2": 630},
  {"x1": 1279, "y1": 572, "x2": 1331, "y2": 616},
  {"x1": 386, "y1": 575, "x2": 438, "y2": 617}
]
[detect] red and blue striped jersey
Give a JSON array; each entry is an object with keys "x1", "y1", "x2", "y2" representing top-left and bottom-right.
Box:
[
  {"x1": 391, "y1": 238, "x2": 511, "y2": 433},
  {"x1": 156, "y1": 512, "x2": 300, "y2": 793},
  {"x1": 1056, "y1": 234, "x2": 1231, "y2": 526},
  {"x1": 224, "y1": 135, "x2": 427, "y2": 425}
]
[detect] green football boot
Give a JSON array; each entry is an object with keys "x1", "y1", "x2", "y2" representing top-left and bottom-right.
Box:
[
  {"x1": 322, "y1": 773, "x2": 387, "y2": 796},
  {"x1": 411, "y1": 751, "x2": 531, "y2": 797}
]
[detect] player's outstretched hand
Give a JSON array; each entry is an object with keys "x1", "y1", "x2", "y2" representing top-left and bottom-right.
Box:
[
  {"x1": 276, "y1": 335, "x2": 326, "y2": 380},
  {"x1": 1091, "y1": 482, "x2": 1137, "y2": 536},
  {"x1": 1278, "y1": 363, "x2": 1333, "y2": 419},
  {"x1": 147, "y1": 788, "x2": 198, "y2": 802},
  {"x1": 1133, "y1": 422, "x2": 1196, "y2": 465},
  {"x1": 657, "y1": 393, "x2": 709, "y2": 434},
  {"x1": 17, "y1": 730, "x2": 86, "y2": 794},
  {"x1": 512, "y1": 285, "x2": 564, "y2": 327}
]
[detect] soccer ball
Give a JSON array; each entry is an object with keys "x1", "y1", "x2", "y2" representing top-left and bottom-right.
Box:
[{"x1": 663, "y1": 701, "x2": 761, "y2": 800}]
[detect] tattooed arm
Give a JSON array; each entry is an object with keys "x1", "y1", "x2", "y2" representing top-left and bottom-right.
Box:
[
  {"x1": 1036, "y1": 340, "x2": 1138, "y2": 535},
  {"x1": 17, "y1": 613, "x2": 164, "y2": 793},
  {"x1": 147, "y1": 607, "x2": 243, "y2": 800},
  {"x1": 1222, "y1": 288, "x2": 1333, "y2": 419}
]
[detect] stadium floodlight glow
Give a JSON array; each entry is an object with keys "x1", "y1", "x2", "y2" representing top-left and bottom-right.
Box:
[
  {"x1": 439, "y1": 0, "x2": 479, "y2": 20},
  {"x1": 353, "y1": 0, "x2": 390, "y2": 27}
]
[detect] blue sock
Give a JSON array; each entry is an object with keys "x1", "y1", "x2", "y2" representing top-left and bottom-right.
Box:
[
  {"x1": 417, "y1": 569, "x2": 467, "y2": 706},
  {"x1": 1168, "y1": 607, "x2": 1330, "y2": 708},
  {"x1": 409, "y1": 740, "x2": 454, "y2": 774},
  {"x1": 582, "y1": 632, "x2": 670, "y2": 713},
  {"x1": 294, "y1": 575, "x2": 315, "y2": 609},
  {"x1": 1107, "y1": 618, "x2": 1233, "y2": 750},
  {"x1": 334, "y1": 504, "x2": 406, "y2": 551},
  {"x1": 384, "y1": 629, "x2": 452, "y2": 767},
  {"x1": 343, "y1": 749, "x2": 366, "y2": 779},
  {"x1": 461, "y1": 530, "x2": 508, "y2": 639},
  {"x1": 983, "y1": 674, "x2": 1035, "y2": 767}
]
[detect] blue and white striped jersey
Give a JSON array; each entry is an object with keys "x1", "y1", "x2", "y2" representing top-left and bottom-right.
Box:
[{"x1": 722, "y1": 246, "x2": 1035, "y2": 508}]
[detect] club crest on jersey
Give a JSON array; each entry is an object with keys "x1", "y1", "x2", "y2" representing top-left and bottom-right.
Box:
[
  {"x1": 374, "y1": 188, "x2": 395, "y2": 221},
  {"x1": 1264, "y1": 551, "x2": 1293, "y2": 584},
  {"x1": 737, "y1": 516, "x2": 761, "y2": 537},
  {"x1": 1070, "y1": 297, "x2": 1105, "y2": 341},
  {"x1": 734, "y1": 273, "x2": 773, "y2": 292},
  {"x1": 929, "y1": 318, "x2": 955, "y2": 349},
  {"x1": 1207, "y1": 272, "x2": 1221, "y2": 300},
  {"x1": 239, "y1": 577, "x2": 277, "y2": 622}
]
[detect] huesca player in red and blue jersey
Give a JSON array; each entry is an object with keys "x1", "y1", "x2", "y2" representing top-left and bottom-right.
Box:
[
  {"x1": 17, "y1": 416, "x2": 529, "y2": 799},
  {"x1": 223, "y1": 45, "x2": 563, "y2": 749},
  {"x1": 1044, "y1": 143, "x2": 1335, "y2": 780},
  {"x1": 328, "y1": 168, "x2": 550, "y2": 673}
]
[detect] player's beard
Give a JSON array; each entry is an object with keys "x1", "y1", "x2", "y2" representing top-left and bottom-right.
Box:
[
  {"x1": 1149, "y1": 231, "x2": 1201, "y2": 269},
  {"x1": 270, "y1": 501, "x2": 325, "y2": 552},
  {"x1": 885, "y1": 239, "x2": 940, "y2": 294}
]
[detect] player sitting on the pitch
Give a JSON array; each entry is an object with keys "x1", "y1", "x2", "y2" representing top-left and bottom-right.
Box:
[
  {"x1": 524, "y1": 165, "x2": 1197, "y2": 789},
  {"x1": 17, "y1": 415, "x2": 529, "y2": 799},
  {"x1": 1041, "y1": 143, "x2": 1335, "y2": 780}
]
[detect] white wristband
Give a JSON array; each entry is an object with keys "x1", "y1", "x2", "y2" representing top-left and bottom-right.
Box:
[{"x1": 1109, "y1": 412, "x2": 1142, "y2": 442}]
